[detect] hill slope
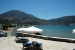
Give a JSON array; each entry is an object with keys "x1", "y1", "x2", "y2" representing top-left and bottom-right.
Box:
[
  {"x1": 0, "y1": 10, "x2": 75, "y2": 25},
  {"x1": 49, "y1": 16, "x2": 75, "y2": 25},
  {"x1": 0, "y1": 10, "x2": 50, "y2": 25}
]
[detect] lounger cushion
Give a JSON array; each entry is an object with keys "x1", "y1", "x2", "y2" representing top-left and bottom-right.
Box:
[
  {"x1": 32, "y1": 41, "x2": 42, "y2": 47},
  {"x1": 22, "y1": 42, "x2": 32, "y2": 47}
]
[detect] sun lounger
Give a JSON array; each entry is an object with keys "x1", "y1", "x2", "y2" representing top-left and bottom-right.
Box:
[
  {"x1": 32, "y1": 41, "x2": 42, "y2": 48},
  {"x1": 15, "y1": 37, "x2": 29, "y2": 43},
  {"x1": 22, "y1": 42, "x2": 32, "y2": 49},
  {"x1": 22, "y1": 41, "x2": 42, "y2": 49}
]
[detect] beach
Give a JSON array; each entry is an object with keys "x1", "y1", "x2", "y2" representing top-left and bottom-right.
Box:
[
  {"x1": 0, "y1": 36, "x2": 75, "y2": 50},
  {"x1": 0, "y1": 27, "x2": 75, "y2": 50}
]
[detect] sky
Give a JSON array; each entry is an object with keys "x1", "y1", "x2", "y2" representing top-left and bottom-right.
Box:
[{"x1": 0, "y1": 0, "x2": 75, "y2": 20}]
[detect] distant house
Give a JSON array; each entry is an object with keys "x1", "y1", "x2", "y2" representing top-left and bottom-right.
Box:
[{"x1": 11, "y1": 24, "x2": 17, "y2": 27}]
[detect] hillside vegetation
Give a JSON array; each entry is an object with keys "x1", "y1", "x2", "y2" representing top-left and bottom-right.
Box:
[
  {"x1": 0, "y1": 10, "x2": 75, "y2": 25},
  {"x1": 0, "y1": 10, "x2": 50, "y2": 25},
  {"x1": 49, "y1": 16, "x2": 75, "y2": 25}
]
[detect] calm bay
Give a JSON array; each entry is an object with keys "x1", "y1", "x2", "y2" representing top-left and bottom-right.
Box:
[{"x1": 12, "y1": 25, "x2": 75, "y2": 39}]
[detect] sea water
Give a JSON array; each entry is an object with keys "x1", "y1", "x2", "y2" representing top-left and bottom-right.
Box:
[{"x1": 12, "y1": 25, "x2": 75, "y2": 39}]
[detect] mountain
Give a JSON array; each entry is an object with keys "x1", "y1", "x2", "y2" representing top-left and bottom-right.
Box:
[
  {"x1": 0, "y1": 10, "x2": 75, "y2": 25},
  {"x1": 0, "y1": 10, "x2": 50, "y2": 25},
  {"x1": 49, "y1": 16, "x2": 75, "y2": 25},
  {"x1": 0, "y1": 10, "x2": 39, "y2": 19}
]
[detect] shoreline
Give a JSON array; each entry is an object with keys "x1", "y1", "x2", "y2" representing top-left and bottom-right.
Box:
[
  {"x1": 1, "y1": 27, "x2": 75, "y2": 43},
  {"x1": 0, "y1": 36, "x2": 75, "y2": 50},
  {"x1": 17, "y1": 32, "x2": 75, "y2": 43},
  {"x1": 0, "y1": 28, "x2": 75, "y2": 50}
]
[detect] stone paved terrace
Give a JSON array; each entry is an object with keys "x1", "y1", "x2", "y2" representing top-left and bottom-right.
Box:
[{"x1": 0, "y1": 36, "x2": 75, "y2": 50}]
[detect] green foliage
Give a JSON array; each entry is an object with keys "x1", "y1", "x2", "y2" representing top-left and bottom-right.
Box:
[
  {"x1": 0, "y1": 10, "x2": 50, "y2": 25},
  {"x1": 49, "y1": 16, "x2": 75, "y2": 25},
  {"x1": 1, "y1": 10, "x2": 75, "y2": 25},
  {"x1": 2, "y1": 24, "x2": 9, "y2": 30}
]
